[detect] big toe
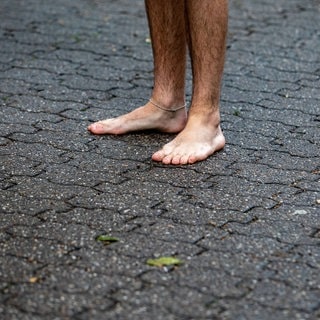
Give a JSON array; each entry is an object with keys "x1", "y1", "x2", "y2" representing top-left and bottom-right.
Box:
[
  {"x1": 88, "y1": 122, "x2": 99, "y2": 132},
  {"x1": 88, "y1": 122, "x2": 107, "y2": 134},
  {"x1": 152, "y1": 150, "x2": 166, "y2": 162}
]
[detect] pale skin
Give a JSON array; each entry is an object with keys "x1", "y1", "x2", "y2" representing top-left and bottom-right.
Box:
[{"x1": 88, "y1": 0, "x2": 228, "y2": 165}]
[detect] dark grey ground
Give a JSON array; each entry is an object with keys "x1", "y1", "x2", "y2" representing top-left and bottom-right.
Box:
[{"x1": 0, "y1": 0, "x2": 319, "y2": 319}]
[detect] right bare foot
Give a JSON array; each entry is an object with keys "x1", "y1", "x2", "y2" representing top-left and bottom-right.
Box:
[
  {"x1": 87, "y1": 100, "x2": 187, "y2": 135},
  {"x1": 152, "y1": 109, "x2": 225, "y2": 165}
]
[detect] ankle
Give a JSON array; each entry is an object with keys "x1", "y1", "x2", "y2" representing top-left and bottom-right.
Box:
[
  {"x1": 188, "y1": 107, "x2": 221, "y2": 126},
  {"x1": 149, "y1": 98, "x2": 186, "y2": 112},
  {"x1": 151, "y1": 90, "x2": 185, "y2": 109}
]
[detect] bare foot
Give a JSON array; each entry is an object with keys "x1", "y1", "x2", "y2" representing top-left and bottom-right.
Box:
[
  {"x1": 87, "y1": 101, "x2": 187, "y2": 135},
  {"x1": 152, "y1": 112, "x2": 225, "y2": 165}
]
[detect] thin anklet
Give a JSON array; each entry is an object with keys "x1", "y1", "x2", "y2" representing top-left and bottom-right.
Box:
[{"x1": 149, "y1": 98, "x2": 186, "y2": 112}]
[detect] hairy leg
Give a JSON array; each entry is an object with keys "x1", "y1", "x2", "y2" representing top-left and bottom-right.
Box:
[
  {"x1": 152, "y1": 0, "x2": 228, "y2": 165},
  {"x1": 88, "y1": 0, "x2": 187, "y2": 135}
]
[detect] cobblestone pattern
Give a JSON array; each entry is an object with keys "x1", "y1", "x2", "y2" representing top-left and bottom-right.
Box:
[{"x1": 0, "y1": 0, "x2": 319, "y2": 319}]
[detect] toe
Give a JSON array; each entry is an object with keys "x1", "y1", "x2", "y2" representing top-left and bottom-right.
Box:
[
  {"x1": 171, "y1": 154, "x2": 182, "y2": 165},
  {"x1": 88, "y1": 122, "x2": 105, "y2": 134},
  {"x1": 162, "y1": 154, "x2": 174, "y2": 165},
  {"x1": 88, "y1": 123, "x2": 98, "y2": 133},
  {"x1": 188, "y1": 149, "x2": 211, "y2": 164},
  {"x1": 152, "y1": 150, "x2": 165, "y2": 162},
  {"x1": 188, "y1": 154, "x2": 198, "y2": 164},
  {"x1": 180, "y1": 155, "x2": 189, "y2": 165}
]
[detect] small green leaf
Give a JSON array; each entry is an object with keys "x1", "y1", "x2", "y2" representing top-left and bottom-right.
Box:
[
  {"x1": 72, "y1": 35, "x2": 82, "y2": 43},
  {"x1": 233, "y1": 109, "x2": 241, "y2": 116},
  {"x1": 147, "y1": 256, "x2": 183, "y2": 267},
  {"x1": 96, "y1": 235, "x2": 119, "y2": 245}
]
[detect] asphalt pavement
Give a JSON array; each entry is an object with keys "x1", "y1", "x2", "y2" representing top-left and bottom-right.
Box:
[{"x1": 0, "y1": 0, "x2": 319, "y2": 319}]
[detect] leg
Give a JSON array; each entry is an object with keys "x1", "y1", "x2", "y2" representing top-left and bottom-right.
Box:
[
  {"x1": 152, "y1": 0, "x2": 228, "y2": 165},
  {"x1": 88, "y1": 0, "x2": 187, "y2": 135}
]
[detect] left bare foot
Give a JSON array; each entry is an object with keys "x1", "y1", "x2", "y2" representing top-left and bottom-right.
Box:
[
  {"x1": 87, "y1": 100, "x2": 187, "y2": 135},
  {"x1": 152, "y1": 111, "x2": 225, "y2": 165}
]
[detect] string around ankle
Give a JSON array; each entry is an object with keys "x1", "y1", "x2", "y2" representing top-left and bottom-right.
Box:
[{"x1": 149, "y1": 98, "x2": 186, "y2": 112}]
